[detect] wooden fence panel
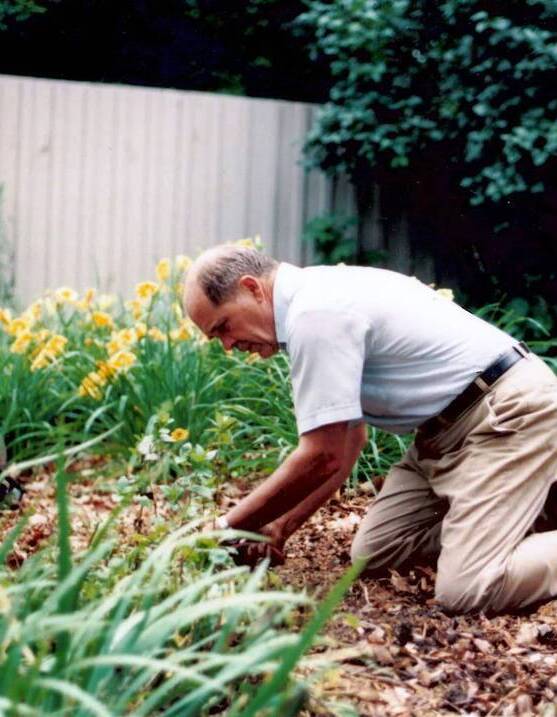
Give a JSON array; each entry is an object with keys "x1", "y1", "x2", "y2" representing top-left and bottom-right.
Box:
[
  {"x1": 0, "y1": 74, "x2": 352, "y2": 303},
  {"x1": 0, "y1": 73, "x2": 436, "y2": 305}
]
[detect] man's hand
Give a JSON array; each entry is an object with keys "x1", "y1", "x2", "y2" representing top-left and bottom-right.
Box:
[{"x1": 224, "y1": 524, "x2": 286, "y2": 569}]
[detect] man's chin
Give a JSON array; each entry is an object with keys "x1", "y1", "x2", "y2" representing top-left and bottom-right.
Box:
[{"x1": 257, "y1": 345, "x2": 278, "y2": 358}]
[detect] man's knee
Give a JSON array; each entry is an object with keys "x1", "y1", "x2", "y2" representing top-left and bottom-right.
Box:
[
  {"x1": 350, "y1": 529, "x2": 393, "y2": 573},
  {"x1": 350, "y1": 526, "x2": 423, "y2": 575},
  {"x1": 435, "y1": 565, "x2": 504, "y2": 614}
]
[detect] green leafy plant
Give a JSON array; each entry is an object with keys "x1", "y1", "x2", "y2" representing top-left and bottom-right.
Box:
[
  {"x1": 302, "y1": 213, "x2": 387, "y2": 266},
  {"x1": 298, "y1": 0, "x2": 557, "y2": 206},
  {"x1": 0, "y1": 459, "x2": 361, "y2": 716},
  {"x1": 0, "y1": 0, "x2": 44, "y2": 29}
]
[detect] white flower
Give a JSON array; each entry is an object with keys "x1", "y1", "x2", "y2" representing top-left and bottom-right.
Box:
[{"x1": 137, "y1": 435, "x2": 155, "y2": 457}]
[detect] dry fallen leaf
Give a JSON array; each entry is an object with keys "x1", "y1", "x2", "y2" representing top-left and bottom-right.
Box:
[{"x1": 515, "y1": 622, "x2": 539, "y2": 646}]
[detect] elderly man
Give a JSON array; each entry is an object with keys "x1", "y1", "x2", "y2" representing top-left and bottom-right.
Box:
[{"x1": 183, "y1": 244, "x2": 557, "y2": 613}]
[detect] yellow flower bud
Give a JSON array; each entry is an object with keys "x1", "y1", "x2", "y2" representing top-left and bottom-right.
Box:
[
  {"x1": 175, "y1": 255, "x2": 192, "y2": 272},
  {"x1": 436, "y1": 288, "x2": 454, "y2": 301},
  {"x1": 0, "y1": 307, "x2": 12, "y2": 327}
]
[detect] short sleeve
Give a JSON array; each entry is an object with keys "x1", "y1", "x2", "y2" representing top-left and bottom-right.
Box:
[{"x1": 287, "y1": 309, "x2": 367, "y2": 435}]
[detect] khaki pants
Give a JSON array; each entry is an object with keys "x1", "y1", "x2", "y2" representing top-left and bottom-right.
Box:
[{"x1": 351, "y1": 353, "x2": 557, "y2": 613}]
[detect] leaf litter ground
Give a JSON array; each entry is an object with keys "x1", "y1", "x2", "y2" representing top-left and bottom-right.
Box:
[{"x1": 2, "y1": 467, "x2": 557, "y2": 716}]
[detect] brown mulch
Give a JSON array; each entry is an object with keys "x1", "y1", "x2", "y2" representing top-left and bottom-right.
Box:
[
  {"x1": 273, "y1": 493, "x2": 557, "y2": 717},
  {"x1": 0, "y1": 461, "x2": 182, "y2": 568},
  {"x1": 3, "y1": 469, "x2": 557, "y2": 716}
]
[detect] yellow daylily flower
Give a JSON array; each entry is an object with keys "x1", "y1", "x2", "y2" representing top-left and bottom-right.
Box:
[
  {"x1": 91, "y1": 311, "x2": 114, "y2": 329},
  {"x1": 156, "y1": 258, "x2": 171, "y2": 282},
  {"x1": 97, "y1": 294, "x2": 116, "y2": 310},
  {"x1": 78, "y1": 372, "x2": 105, "y2": 400},
  {"x1": 46, "y1": 334, "x2": 68, "y2": 355},
  {"x1": 125, "y1": 299, "x2": 144, "y2": 320},
  {"x1": 0, "y1": 307, "x2": 12, "y2": 327},
  {"x1": 74, "y1": 288, "x2": 98, "y2": 311},
  {"x1": 21, "y1": 302, "x2": 42, "y2": 323},
  {"x1": 170, "y1": 320, "x2": 193, "y2": 342},
  {"x1": 29, "y1": 330, "x2": 51, "y2": 354},
  {"x1": 31, "y1": 334, "x2": 68, "y2": 369},
  {"x1": 106, "y1": 327, "x2": 136, "y2": 355},
  {"x1": 107, "y1": 350, "x2": 136, "y2": 372},
  {"x1": 170, "y1": 427, "x2": 190, "y2": 442},
  {"x1": 54, "y1": 287, "x2": 78, "y2": 303},
  {"x1": 136, "y1": 282, "x2": 159, "y2": 301},
  {"x1": 5, "y1": 317, "x2": 32, "y2": 337},
  {"x1": 147, "y1": 327, "x2": 165, "y2": 342},
  {"x1": 30, "y1": 350, "x2": 52, "y2": 371},
  {"x1": 106, "y1": 338, "x2": 122, "y2": 355},
  {"x1": 10, "y1": 331, "x2": 33, "y2": 354},
  {"x1": 120, "y1": 328, "x2": 136, "y2": 345},
  {"x1": 96, "y1": 361, "x2": 117, "y2": 382},
  {"x1": 134, "y1": 322, "x2": 147, "y2": 339},
  {"x1": 233, "y1": 234, "x2": 262, "y2": 250}
]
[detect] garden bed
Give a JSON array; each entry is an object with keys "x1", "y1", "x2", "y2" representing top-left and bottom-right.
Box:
[{"x1": 4, "y1": 465, "x2": 557, "y2": 717}]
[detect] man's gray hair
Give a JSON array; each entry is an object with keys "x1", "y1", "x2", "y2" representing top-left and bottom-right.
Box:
[{"x1": 198, "y1": 247, "x2": 278, "y2": 306}]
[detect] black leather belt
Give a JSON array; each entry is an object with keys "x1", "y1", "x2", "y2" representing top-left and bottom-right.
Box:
[{"x1": 419, "y1": 341, "x2": 531, "y2": 435}]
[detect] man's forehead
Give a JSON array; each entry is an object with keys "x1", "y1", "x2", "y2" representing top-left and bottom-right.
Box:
[{"x1": 187, "y1": 286, "x2": 223, "y2": 334}]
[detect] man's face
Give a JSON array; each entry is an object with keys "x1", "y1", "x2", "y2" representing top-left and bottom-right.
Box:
[{"x1": 187, "y1": 277, "x2": 279, "y2": 358}]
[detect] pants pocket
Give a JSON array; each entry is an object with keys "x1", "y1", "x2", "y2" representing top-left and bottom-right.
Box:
[{"x1": 484, "y1": 388, "x2": 527, "y2": 436}]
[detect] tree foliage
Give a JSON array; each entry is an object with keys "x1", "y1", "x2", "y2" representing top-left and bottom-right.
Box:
[
  {"x1": 298, "y1": 0, "x2": 557, "y2": 205},
  {"x1": 0, "y1": 0, "x2": 329, "y2": 102},
  {"x1": 0, "y1": 0, "x2": 43, "y2": 29}
]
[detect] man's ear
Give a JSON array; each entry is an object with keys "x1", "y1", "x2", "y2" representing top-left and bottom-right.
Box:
[{"x1": 239, "y1": 275, "x2": 264, "y2": 301}]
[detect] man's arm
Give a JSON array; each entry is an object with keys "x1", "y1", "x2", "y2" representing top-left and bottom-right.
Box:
[
  {"x1": 266, "y1": 420, "x2": 368, "y2": 544},
  {"x1": 223, "y1": 420, "x2": 368, "y2": 535}
]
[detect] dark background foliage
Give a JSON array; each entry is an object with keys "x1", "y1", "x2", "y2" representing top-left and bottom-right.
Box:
[
  {"x1": 0, "y1": 0, "x2": 330, "y2": 101},
  {"x1": 298, "y1": 0, "x2": 557, "y2": 310}
]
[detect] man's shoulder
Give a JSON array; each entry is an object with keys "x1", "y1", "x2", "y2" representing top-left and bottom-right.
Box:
[{"x1": 286, "y1": 263, "x2": 407, "y2": 318}]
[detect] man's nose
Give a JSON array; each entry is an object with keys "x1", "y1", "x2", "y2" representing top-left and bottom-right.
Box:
[{"x1": 221, "y1": 335, "x2": 235, "y2": 351}]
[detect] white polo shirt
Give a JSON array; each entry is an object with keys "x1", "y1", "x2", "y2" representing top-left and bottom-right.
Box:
[{"x1": 273, "y1": 262, "x2": 515, "y2": 435}]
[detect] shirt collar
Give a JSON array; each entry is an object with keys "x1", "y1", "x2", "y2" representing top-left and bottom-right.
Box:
[{"x1": 273, "y1": 262, "x2": 306, "y2": 348}]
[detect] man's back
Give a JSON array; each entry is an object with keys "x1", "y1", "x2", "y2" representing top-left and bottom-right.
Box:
[{"x1": 274, "y1": 263, "x2": 514, "y2": 433}]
